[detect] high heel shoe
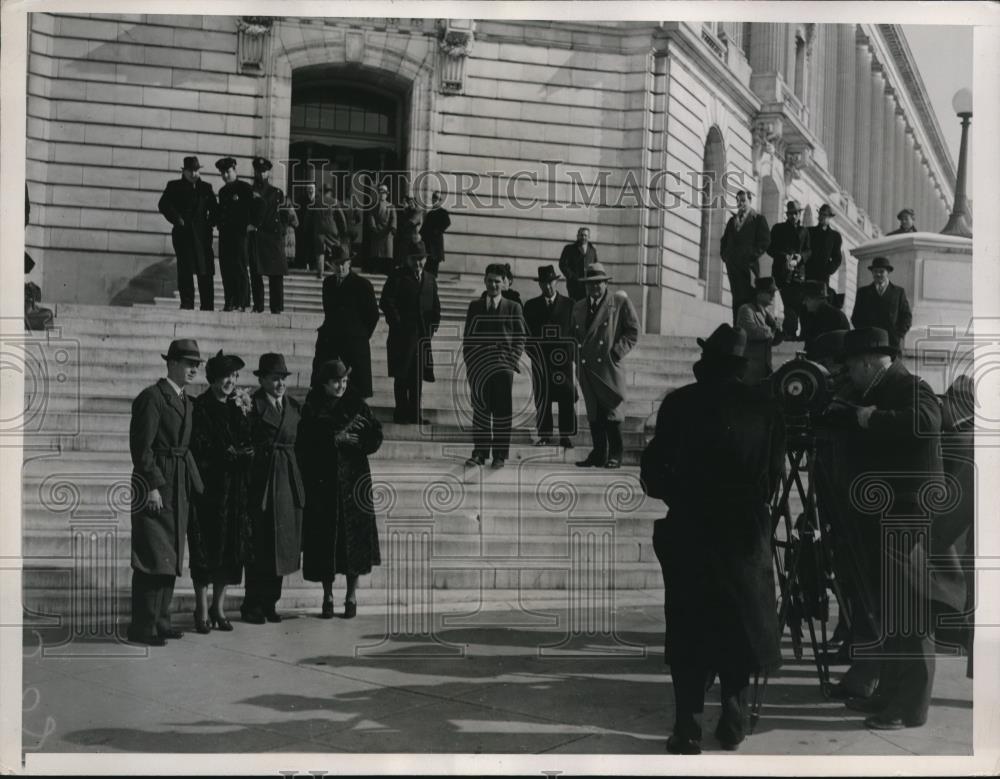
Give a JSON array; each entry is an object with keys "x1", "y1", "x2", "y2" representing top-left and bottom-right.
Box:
[
  {"x1": 208, "y1": 609, "x2": 233, "y2": 631},
  {"x1": 193, "y1": 610, "x2": 212, "y2": 634}
]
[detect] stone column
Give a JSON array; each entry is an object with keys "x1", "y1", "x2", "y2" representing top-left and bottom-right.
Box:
[
  {"x1": 807, "y1": 25, "x2": 825, "y2": 136},
  {"x1": 903, "y1": 130, "x2": 917, "y2": 215},
  {"x1": 882, "y1": 88, "x2": 898, "y2": 233},
  {"x1": 853, "y1": 35, "x2": 873, "y2": 211},
  {"x1": 868, "y1": 65, "x2": 886, "y2": 230},
  {"x1": 819, "y1": 26, "x2": 840, "y2": 156},
  {"x1": 919, "y1": 167, "x2": 932, "y2": 231},
  {"x1": 833, "y1": 25, "x2": 858, "y2": 193},
  {"x1": 748, "y1": 22, "x2": 786, "y2": 74},
  {"x1": 893, "y1": 109, "x2": 907, "y2": 224}
]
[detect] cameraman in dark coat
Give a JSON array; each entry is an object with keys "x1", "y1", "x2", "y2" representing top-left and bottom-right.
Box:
[
  {"x1": 158, "y1": 156, "x2": 218, "y2": 311},
  {"x1": 642, "y1": 324, "x2": 785, "y2": 754}
]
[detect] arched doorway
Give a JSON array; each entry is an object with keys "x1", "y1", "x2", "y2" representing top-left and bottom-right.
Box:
[
  {"x1": 697, "y1": 127, "x2": 727, "y2": 304},
  {"x1": 758, "y1": 175, "x2": 782, "y2": 278}
]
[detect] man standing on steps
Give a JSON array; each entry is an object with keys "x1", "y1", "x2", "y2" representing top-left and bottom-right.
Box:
[
  {"x1": 559, "y1": 226, "x2": 598, "y2": 302},
  {"x1": 419, "y1": 191, "x2": 451, "y2": 276},
  {"x1": 806, "y1": 203, "x2": 844, "y2": 293},
  {"x1": 248, "y1": 157, "x2": 298, "y2": 314},
  {"x1": 127, "y1": 339, "x2": 205, "y2": 646},
  {"x1": 158, "y1": 156, "x2": 218, "y2": 311},
  {"x1": 214, "y1": 157, "x2": 254, "y2": 311},
  {"x1": 463, "y1": 263, "x2": 528, "y2": 469},
  {"x1": 768, "y1": 200, "x2": 811, "y2": 340},
  {"x1": 380, "y1": 242, "x2": 441, "y2": 424},
  {"x1": 720, "y1": 190, "x2": 770, "y2": 323},
  {"x1": 312, "y1": 253, "x2": 379, "y2": 398},
  {"x1": 570, "y1": 262, "x2": 639, "y2": 470},
  {"x1": 523, "y1": 265, "x2": 576, "y2": 449},
  {"x1": 850, "y1": 256, "x2": 912, "y2": 350}
]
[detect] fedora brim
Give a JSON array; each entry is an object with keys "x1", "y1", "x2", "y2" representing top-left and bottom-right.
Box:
[
  {"x1": 161, "y1": 353, "x2": 202, "y2": 363},
  {"x1": 253, "y1": 369, "x2": 291, "y2": 377},
  {"x1": 843, "y1": 345, "x2": 899, "y2": 359},
  {"x1": 869, "y1": 264, "x2": 894, "y2": 272},
  {"x1": 583, "y1": 274, "x2": 612, "y2": 283}
]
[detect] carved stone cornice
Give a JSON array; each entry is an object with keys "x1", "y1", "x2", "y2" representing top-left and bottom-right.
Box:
[
  {"x1": 437, "y1": 19, "x2": 475, "y2": 94},
  {"x1": 237, "y1": 16, "x2": 273, "y2": 75}
]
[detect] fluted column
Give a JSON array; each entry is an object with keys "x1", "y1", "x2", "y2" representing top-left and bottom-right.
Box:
[
  {"x1": 853, "y1": 35, "x2": 873, "y2": 211},
  {"x1": 819, "y1": 28, "x2": 840, "y2": 155},
  {"x1": 868, "y1": 65, "x2": 886, "y2": 230},
  {"x1": 833, "y1": 25, "x2": 858, "y2": 193},
  {"x1": 807, "y1": 25, "x2": 825, "y2": 136},
  {"x1": 893, "y1": 109, "x2": 907, "y2": 222},
  {"x1": 785, "y1": 26, "x2": 798, "y2": 88},
  {"x1": 902, "y1": 129, "x2": 917, "y2": 216},
  {"x1": 749, "y1": 22, "x2": 786, "y2": 74},
  {"x1": 919, "y1": 167, "x2": 932, "y2": 230},
  {"x1": 881, "y1": 88, "x2": 897, "y2": 232}
]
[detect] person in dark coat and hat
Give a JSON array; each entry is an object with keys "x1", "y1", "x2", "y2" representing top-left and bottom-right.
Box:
[
  {"x1": 837, "y1": 328, "x2": 964, "y2": 730},
  {"x1": 523, "y1": 265, "x2": 577, "y2": 448},
  {"x1": 735, "y1": 276, "x2": 781, "y2": 384},
  {"x1": 800, "y1": 280, "x2": 850, "y2": 347},
  {"x1": 887, "y1": 207, "x2": 918, "y2": 235},
  {"x1": 419, "y1": 190, "x2": 451, "y2": 276},
  {"x1": 558, "y1": 226, "x2": 599, "y2": 302},
  {"x1": 298, "y1": 359, "x2": 384, "y2": 619},
  {"x1": 768, "y1": 200, "x2": 812, "y2": 339},
  {"x1": 366, "y1": 183, "x2": 396, "y2": 273},
  {"x1": 850, "y1": 256, "x2": 912, "y2": 349},
  {"x1": 188, "y1": 350, "x2": 253, "y2": 634},
  {"x1": 379, "y1": 242, "x2": 441, "y2": 423},
  {"x1": 127, "y1": 339, "x2": 205, "y2": 645},
  {"x1": 312, "y1": 253, "x2": 380, "y2": 398},
  {"x1": 158, "y1": 156, "x2": 218, "y2": 311},
  {"x1": 642, "y1": 324, "x2": 785, "y2": 753},
  {"x1": 248, "y1": 157, "x2": 298, "y2": 314},
  {"x1": 214, "y1": 157, "x2": 254, "y2": 311},
  {"x1": 806, "y1": 203, "x2": 844, "y2": 291},
  {"x1": 720, "y1": 190, "x2": 770, "y2": 322},
  {"x1": 242, "y1": 353, "x2": 305, "y2": 623}
]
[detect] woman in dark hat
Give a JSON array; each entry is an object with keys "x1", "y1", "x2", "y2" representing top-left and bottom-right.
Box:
[
  {"x1": 188, "y1": 350, "x2": 253, "y2": 632},
  {"x1": 297, "y1": 359, "x2": 383, "y2": 618}
]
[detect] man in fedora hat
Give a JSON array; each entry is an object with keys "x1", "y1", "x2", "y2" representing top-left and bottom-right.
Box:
[
  {"x1": 806, "y1": 203, "x2": 844, "y2": 292},
  {"x1": 366, "y1": 182, "x2": 396, "y2": 274},
  {"x1": 720, "y1": 190, "x2": 771, "y2": 323},
  {"x1": 127, "y1": 339, "x2": 205, "y2": 645},
  {"x1": 463, "y1": 263, "x2": 528, "y2": 468},
  {"x1": 836, "y1": 327, "x2": 962, "y2": 730},
  {"x1": 850, "y1": 256, "x2": 912, "y2": 349},
  {"x1": 419, "y1": 190, "x2": 451, "y2": 276},
  {"x1": 243, "y1": 353, "x2": 304, "y2": 623},
  {"x1": 214, "y1": 157, "x2": 254, "y2": 311},
  {"x1": 380, "y1": 242, "x2": 442, "y2": 424},
  {"x1": 523, "y1": 265, "x2": 577, "y2": 448},
  {"x1": 888, "y1": 207, "x2": 917, "y2": 235},
  {"x1": 248, "y1": 156, "x2": 298, "y2": 314},
  {"x1": 800, "y1": 279, "x2": 850, "y2": 347},
  {"x1": 642, "y1": 323, "x2": 784, "y2": 753},
  {"x1": 735, "y1": 276, "x2": 782, "y2": 384},
  {"x1": 570, "y1": 262, "x2": 639, "y2": 469},
  {"x1": 559, "y1": 226, "x2": 599, "y2": 301},
  {"x1": 768, "y1": 200, "x2": 812, "y2": 340},
  {"x1": 158, "y1": 156, "x2": 219, "y2": 311}
]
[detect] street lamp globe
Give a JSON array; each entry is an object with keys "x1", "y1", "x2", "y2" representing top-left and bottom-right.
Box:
[{"x1": 952, "y1": 88, "x2": 972, "y2": 117}]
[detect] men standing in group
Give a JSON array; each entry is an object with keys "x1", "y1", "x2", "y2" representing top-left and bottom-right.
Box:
[
  {"x1": 463, "y1": 263, "x2": 527, "y2": 468},
  {"x1": 720, "y1": 190, "x2": 770, "y2": 323},
  {"x1": 380, "y1": 242, "x2": 441, "y2": 424},
  {"x1": 158, "y1": 156, "x2": 218, "y2": 311},
  {"x1": 312, "y1": 253, "x2": 379, "y2": 398},
  {"x1": 366, "y1": 183, "x2": 396, "y2": 274},
  {"x1": 214, "y1": 157, "x2": 254, "y2": 311},
  {"x1": 419, "y1": 191, "x2": 451, "y2": 276},
  {"x1": 850, "y1": 256, "x2": 912, "y2": 350},
  {"x1": 571, "y1": 263, "x2": 639, "y2": 470},
  {"x1": 806, "y1": 203, "x2": 844, "y2": 293},
  {"x1": 248, "y1": 157, "x2": 298, "y2": 314},
  {"x1": 888, "y1": 207, "x2": 918, "y2": 235},
  {"x1": 559, "y1": 226, "x2": 598, "y2": 302},
  {"x1": 768, "y1": 200, "x2": 811, "y2": 340},
  {"x1": 127, "y1": 339, "x2": 205, "y2": 645},
  {"x1": 523, "y1": 266, "x2": 576, "y2": 448},
  {"x1": 642, "y1": 324, "x2": 784, "y2": 753}
]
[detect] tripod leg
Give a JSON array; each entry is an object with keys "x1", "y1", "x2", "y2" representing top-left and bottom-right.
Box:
[{"x1": 749, "y1": 671, "x2": 768, "y2": 735}]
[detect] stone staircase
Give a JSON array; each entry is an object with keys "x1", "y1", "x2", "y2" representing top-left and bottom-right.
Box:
[{"x1": 21, "y1": 285, "x2": 802, "y2": 631}]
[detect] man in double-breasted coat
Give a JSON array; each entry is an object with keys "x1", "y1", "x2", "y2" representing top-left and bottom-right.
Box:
[
  {"x1": 379, "y1": 243, "x2": 441, "y2": 423},
  {"x1": 366, "y1": 183, "x2": 396, "y2": 273},
  {"x1": 248, "y1": 157, "x2": 298, "y2": 314},
  {"x1": 558, "y1": 226, "x2": 599, "y2": 302},
  {"x1": 720, "y1": 190, "x2": 770, "y2": 322},
  {"x1": 641, "y1": 324, "x2": 785, "y2": 753},
  {"x1": 312, "y1": 254, "x2": 380, "y2": 398},
  {"x1": 850, "y1": 256, "x2": 912, "y2": 349},
  {"x1": 570, "y1": 262, "x2": 639, "y2": 469},
  {"x1": 419, "y1": 191, "x2": 451, "y2": 276},
  {"x1": 128, "y1": 339, "x2": 205, "y2": 645},
  {"x1": 523, "y1": 265, "x2": 577, "y2": 447},
  {"x1": 158, "y1": 156, "x2": 218, "y2": 311},
  {"x1": 768, "y1": 200, "x2": 812, "y2": 339},
  {"x1": 243, "y1": 353, "x2": 305, "y2": 623},
  {"x1": 463, "y1": 263, "x2": 528, "y2": 468},
  {"x1": 806, "y1": 203, "x2": 844, "y2": 291},
  {"x1": 214, "y1": 157, "x2": 254, "y2": 311}
]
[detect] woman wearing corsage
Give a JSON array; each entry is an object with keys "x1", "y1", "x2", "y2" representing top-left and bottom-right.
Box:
[
  {"x1": 188, "y1": 350, "x2": 254, "y2": 633},
  {"x1": 297, "y1": 358, "x2": 384, "y2": 618}
]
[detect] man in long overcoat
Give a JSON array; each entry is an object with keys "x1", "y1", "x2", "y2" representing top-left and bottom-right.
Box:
[
  {"x1": 642, "y1": 324, "x2": 784, "y2": 754},
  {"x1": 523, "y1": 265, "x2": 576, "y2": 447},
  {"x1": 243, "y1": 353, "x2": 305, "y2": 623},
  {"x1": 570, "y1": 263, "x2": 639, "y2": 469},
  {"x1": 769, "y1": 200, "x2": 812, "y2": 339},
  {"x1": 850, "y1": 256, "x2": 912, "y2": 350},
  {"x1": 248, "y1": 157, "x2": 298, "y2": 314},
  {"x1": 419, "y1": 191, "x2": 451, "y2": 276},
  {"x1": 366, "y1": 183, "x2": 396, "y2": 273},
  {"x1": 463, "y1": 263, "x2": 528, "y2": 468},
  {"x1": 214, "y1": 157, "x2": 254, "y2": 311},
  {"x1": 128, "y1": 339, "x2": 205, "y2": 645},
  {"x1": 558, "y1": 226, "x2": 599, "y2": 301},
  {"x1": 720, "y1": 189, "x2": 770, "y2": 322},
  {"x1": 379, "y1": 243, "x2": 441, "y2": 423},
  {"x1": 806, "y1": 203, "x2": 844, "y2": 291},
  {"x1": 158, "y1": 156, "x2": 218, "y2": 311},
  {"x1": 312, "y1": 253, "x2": 380, "y2": 398},
  {"x1": 839, "y1": 328, "x2": 965, "y2": 730}
]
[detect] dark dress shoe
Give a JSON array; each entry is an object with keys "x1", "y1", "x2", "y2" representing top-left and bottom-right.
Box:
[
  {"x1": 535, "y1": 437, "x2": 552, "y2": 446},
  {"x1": 265, "y1": 611, "x2": 282, "y2": 623},
  {"x1": 208, "y1": 610, "x2": 233, "y2": 631},
  {"x1": 343, "y1": 601, "x2": 357, "y2": 619},
  {"x1": 575, "y1": 453, "x2": 606, "y2": 468},
  {"x1": 865, "y1": 713, "x2": 926, "y2": 730},
  {"x1": 491, "y1": 457, "x2": 506, "y2": 468},
  {"x1": 241, "y1": 608, "x2": 266, "y2": 625},
  {"x1": 665, "y1": 734, "x2": 701, "y2": 755},
  {"x1": 193, "y1": 611, "x2": 211, "y2": 635},
  {"x1": 604, "y1": 459, "x2": 621, "y2": 469},
  {"x1": 845, "y1": 695, "x2": 888, "y2": 714},
  {"x1": 321, "y1": 601, "x2": 335, "y2": 619},
  {"x1": 126, "y1": 631, "x2": 166, "y2": 647},
  {"x1": 559, "y1": 437, "x2": 574, "y2": 449},
  {"x1": 465, "y1": 454, "x2": 485, "y2": 467},
  {"x1": 159, "y1": 628, "x2": 184, "y2": 640}
]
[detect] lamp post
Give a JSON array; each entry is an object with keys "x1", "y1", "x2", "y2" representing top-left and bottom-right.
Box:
[{"x1": 941, "y1": 88, "x2": 972, "y2": 238}]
